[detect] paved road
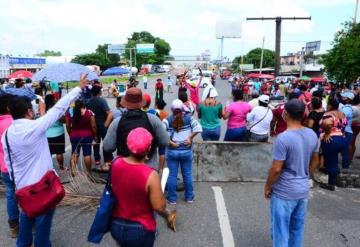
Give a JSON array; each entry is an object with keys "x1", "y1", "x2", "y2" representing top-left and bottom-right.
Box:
[
  {"x1": 1, "y1": 76, "x2": 360, "y2": 246},
  {"x1": 1, "y1": 183, "x2": 360, "y2": 247}
]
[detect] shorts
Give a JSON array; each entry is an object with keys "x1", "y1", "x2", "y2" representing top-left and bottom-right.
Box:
[
  {"x1": 47, "y1": 134, "x2": 65, "y2": 155},
  {"x1": 158, "y1": 146, "x2": 166, "y2": 156},
  {"x1": 70, "y1": 136, "x2": 93, "y2": 156}
]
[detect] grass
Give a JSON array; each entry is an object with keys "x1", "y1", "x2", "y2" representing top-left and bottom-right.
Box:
[{"x1": 63, "y1": 73, "x2": 165, "y2": 88}]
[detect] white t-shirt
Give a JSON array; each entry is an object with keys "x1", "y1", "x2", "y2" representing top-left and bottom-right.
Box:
[{"x1": 246, "y1": 106, "x2": 273, "y2": 135}]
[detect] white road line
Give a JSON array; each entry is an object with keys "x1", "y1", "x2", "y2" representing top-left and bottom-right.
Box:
[{"x1": 212, "y1": 186, "x2": 235, "y2": 247}]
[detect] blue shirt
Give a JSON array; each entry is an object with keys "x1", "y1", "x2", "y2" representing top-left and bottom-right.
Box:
[
  {"x1": 341, "y1": 104, "x2": 353, "y2": 134},
  {"x1": 272, "y1": 128, "x2": 319, "y2": 200}
]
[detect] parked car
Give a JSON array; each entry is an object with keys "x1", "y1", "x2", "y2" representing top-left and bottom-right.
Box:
[{"x1": 188, "y1": 71, "x2": 213, "y2": 88}]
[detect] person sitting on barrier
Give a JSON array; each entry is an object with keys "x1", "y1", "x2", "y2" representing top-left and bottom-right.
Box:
[
  {"x1": 223, "y1": 89, "x2": 252, "y2": 142},
  {"x1": 246, "y1": 95, "x2": 273, "y2": 142},
  {"x1": 198, "y1": 87, "x2": 223, "y2": 141},
  {"x1": 163, "y1": 99, "x2": 202, "y2": 204}
]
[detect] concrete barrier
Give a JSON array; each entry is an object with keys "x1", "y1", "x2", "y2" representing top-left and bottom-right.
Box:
[{"x1": 192, "y1": 141, "x2": 273, "y2": 182}]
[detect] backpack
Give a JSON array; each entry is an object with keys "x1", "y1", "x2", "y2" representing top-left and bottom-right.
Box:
[{"x1": 116, "y1": 110, "x2": 157, "y2": 157}]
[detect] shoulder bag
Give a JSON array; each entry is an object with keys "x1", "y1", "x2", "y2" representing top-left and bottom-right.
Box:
[
  {"x1": 5, "y1": 131, "x2": 65, "y2": 218},
  {"x1": 245, "y1": 108, "x2": 270, "y2": 142}
]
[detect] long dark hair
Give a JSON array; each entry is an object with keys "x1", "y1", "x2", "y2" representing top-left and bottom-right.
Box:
[
  {"x1": 172, "y1": 109, "x2": 184, "y2": 132},
  {"x1": 45, "y1": 94, "x2": 55, "y2": 112},
  {"x1": 73, "y1": 99, "x2": 85, "y2": 125}
]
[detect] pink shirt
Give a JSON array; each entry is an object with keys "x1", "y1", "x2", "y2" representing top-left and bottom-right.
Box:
[
  {"x1": 226, "y1": 101, "x2": 251, "y2": 129},
  {"x1": 186, "y1": 81, "x2": 201, "y2": 106},
  {"x1": 0, "y1": 115, "x2": 13, "y2": 173}
]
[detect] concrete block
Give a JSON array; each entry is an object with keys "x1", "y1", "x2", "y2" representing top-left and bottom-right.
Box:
[{"x1": 192, "y1": 141, "x2": 273, "y2": 182}]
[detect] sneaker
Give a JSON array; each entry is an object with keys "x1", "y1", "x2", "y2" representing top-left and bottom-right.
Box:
[
  {"x1": 320, "y1": 183, "x2": 335, "y2": 191},
  {"x1": 9, "y1": 223, "x2": 19, "y2": 239},
  {"x1": 167, "y1": 200, "x2": 177, "y2": 205},
  {"x1": 185, "y1": 197, "x2": 195, "y2": 204}
]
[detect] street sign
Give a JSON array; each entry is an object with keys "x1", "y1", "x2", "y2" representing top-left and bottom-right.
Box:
[
  {"x1": 136, "y1": 43, "x2": 154, "y2": 54},
  {"x1": 305, "y1": 41, "x2": 321, "y2": 53},
  {"x1": 108, "y1": 44, "x2": 125, "y2": 54}
]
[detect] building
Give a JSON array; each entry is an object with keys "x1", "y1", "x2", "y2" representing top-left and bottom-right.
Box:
[
  {"x1": 0, "y1": 55, "x2": 10, "y2": 78},
  {"x1": 0, "y1": 55, "x2": 46, "y2": 79},
  {"x1": 280, "y1": 52, "x2": 302, "y2": 65}
]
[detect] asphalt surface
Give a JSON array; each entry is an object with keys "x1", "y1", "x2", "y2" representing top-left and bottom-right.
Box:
[{"x1": 1, "y1": 76, "x2": 360, "y2": 246}]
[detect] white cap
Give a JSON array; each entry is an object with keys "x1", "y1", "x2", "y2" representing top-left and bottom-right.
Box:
[
  {"x1": 258, "y1": 95, "x2": 270, "y2": 104},
  {"x1": 171, "y1": 99, "x2": 184, "y2": 111},
  {"x1": 209, "y1": 88, "x2": 218, "y2": 98}
]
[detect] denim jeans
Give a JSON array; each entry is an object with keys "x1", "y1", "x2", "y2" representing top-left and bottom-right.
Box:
[
  {"x1": 224, "y1": 127, "x2": 247, "y2": 141},
  {"x1": 111, "y1": 218, "x2": 155, "y2": 247},
  {"x1": 341, "y1": 132, "x2": 353, "y2": 169},
  {"x1": 322, "y1": 136, "x2": 348, "y2": 185},
  {"x1": 17, "y1": 209, "x2": 55, "y2": 247},
  {"x1": 94, "y1": 125, "x2": 114, "y2": 163},
  {"x1": 201, "y1": 126, "x2": 221, "y2": 141},
  {"x1": 1, "y1": 172, "x2": 19, "y2": 223},
  {"x1": 270, "y1": 194, "x2": 308, "y2": 247},
  {"x1": 249, "y1": 132, "x2": 269, "y2": 142},
  {"x1": 166, "y1": 149, "x2": 194, "y2": 202}
]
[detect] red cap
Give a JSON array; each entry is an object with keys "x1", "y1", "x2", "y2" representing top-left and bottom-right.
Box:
[
  {"x1": 127, "y1": 128, "x2": 153, "y2": 155},
  {"x1": 143, "y1": 93, "x2": 151, "y2": 106}
]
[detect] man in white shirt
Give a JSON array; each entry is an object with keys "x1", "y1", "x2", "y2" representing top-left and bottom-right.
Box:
[
  {"x1": 143, "y1": 75, "x2": 148, "y2": 89},
  {"x1": 2, "y1": 75, "x2": 88, "y2": 247}
]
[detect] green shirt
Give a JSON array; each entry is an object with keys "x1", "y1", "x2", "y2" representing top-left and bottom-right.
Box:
[{"x1": 198, "y1": 103, "x2": 222, "y2": 129}]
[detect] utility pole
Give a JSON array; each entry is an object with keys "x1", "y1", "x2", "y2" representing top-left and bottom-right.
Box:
[
  {"x1": 246, "y1": 16, "x2": 311, "y2": 77},
  {"x1": 259, "y1": 36, "x2": 265, "y2": 74},
  {"x1": 299, "y1": 47, "x2": 305, "y2": 77},
  {"x1": 355, "y1": 0, "x2": 359, "y2": 24}
]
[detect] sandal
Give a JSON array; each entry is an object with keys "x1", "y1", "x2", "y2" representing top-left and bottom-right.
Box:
[{"x1": 167, "y1": 210, "x2": 177, "y2": 232}]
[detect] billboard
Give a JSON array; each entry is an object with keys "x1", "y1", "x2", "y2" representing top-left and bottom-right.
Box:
[
  {"x1": 239, "y1": 64, "x2": 254, "y2": 70},
  {"x1": 216, "y1": 21, "x2": 242, "y2": 39},
  {"x1": 305, "y1": 41, "x2": 321, "y2": 53},
  {"x1": 9, "y1": 57, "x2": 46, "y2": 65},
  {"x1": 136, "y1": 44, "x2": 155, "y2": 54},
  {"x1": 108, "y1": 44, "x2": 125, "y2": 54}
]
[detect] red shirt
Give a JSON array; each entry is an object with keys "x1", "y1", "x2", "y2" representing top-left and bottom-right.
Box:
[
  {"x1": 66, "y1": 109, "x2": 94, "y2": 138},
  {"x1": 272, "y1": 104, "x2": 287, "y2": 135},
  {"x1": 111, "y1": 158, "x2": 156, "y2": 232},
  {"x1": 155, "y1": 82, "x2": 163, "y2": 90}
]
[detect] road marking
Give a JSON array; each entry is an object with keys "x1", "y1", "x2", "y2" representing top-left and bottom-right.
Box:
[{"x1": 212, "y1": 186, "x2": 235, "y2": 247}]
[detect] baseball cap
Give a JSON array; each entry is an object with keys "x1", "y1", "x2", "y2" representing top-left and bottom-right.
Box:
[
  {"x1": 171, "y1": 99, "x2": 184, "y2": 111},
  {"x1": 143, "y1": 93, "x2": 151, "y2": 106},
  {"x1": 127, "y1": 127, "x2": 153, "y2": 156},
  {"x1": 340, "y1": 91, "x2": 355, "y2": 100},
  {"x1": 258, "y1": 95, "x2": 270, "y2": 104}
]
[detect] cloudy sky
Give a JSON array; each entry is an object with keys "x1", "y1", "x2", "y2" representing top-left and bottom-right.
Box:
[{"x1": 0, "y1": 0, "x2": 357, "y2": 59}]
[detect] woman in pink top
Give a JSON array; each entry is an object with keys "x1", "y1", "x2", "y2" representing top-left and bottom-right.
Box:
[
  {"x1": 110, "y1": 128, "x2": 176, "y2": 247},
  {"x1": 223, "y1": 89, "x2": 252, "y2": 141},
  {"x1": 0, "y1": 94, "x2": 19, "y2": 238}
]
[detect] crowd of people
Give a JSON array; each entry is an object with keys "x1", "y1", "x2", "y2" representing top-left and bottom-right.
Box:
[{"x1": 0, "y1": 71, "x2": 360, "y2": 247}]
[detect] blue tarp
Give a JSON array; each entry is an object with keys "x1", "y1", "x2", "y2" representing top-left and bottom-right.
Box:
[{"x1": 102, "y1": 67, "x2": 129, "y2": 76}]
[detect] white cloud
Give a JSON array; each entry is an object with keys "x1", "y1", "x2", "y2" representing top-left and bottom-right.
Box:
[{"x1": 0, "y1": 0, "x2": 352, "y2": 58}]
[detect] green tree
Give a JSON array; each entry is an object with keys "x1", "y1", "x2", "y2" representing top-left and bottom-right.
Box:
[
  {"x1": 241, "y1": 48, "x2": 275, "y2": 68},
  {"x1": 124, "y1": 31, "x2": 171, "y2": 68},
  {"x1": 321, "y1": 21, "x2": 360, "y2": 82},
  {"x1": 71, "y1": 44, "x2": 120, "y2": 70},
  {"x1": 36, "y1": 50, "x2": 62, "y2": 56}
]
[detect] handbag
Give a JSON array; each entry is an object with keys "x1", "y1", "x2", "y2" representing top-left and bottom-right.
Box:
[
  {"x1": 88, "y1": 157, "x2": 119, "y2": 244},
  {"x1": 5, "y1": 131, "x2": 65, "y2": 218},
  {"x1": 245, "y1": 107, "x2": 270, "y2": 141}
]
